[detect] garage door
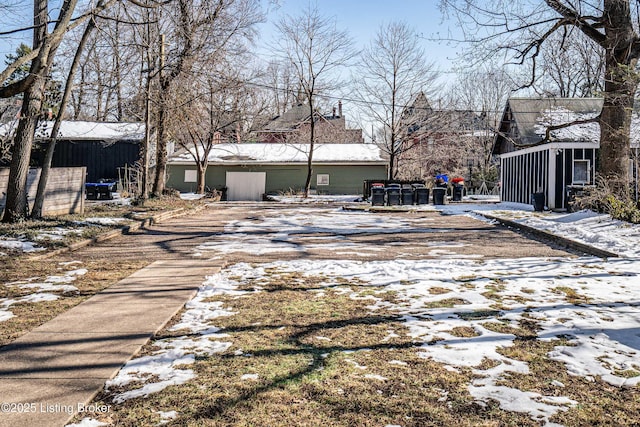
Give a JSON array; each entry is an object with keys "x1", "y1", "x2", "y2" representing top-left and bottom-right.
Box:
[{"x1": 226, "y1": 172, "x2": 266, "y2": 201}]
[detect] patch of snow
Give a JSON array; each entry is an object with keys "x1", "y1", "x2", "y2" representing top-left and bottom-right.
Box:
[
  {"x1": 106, "y1": 269, "x2": 250, "y2": 403},
  {"x1": 156, "y1": 410, "x2": 178, "y2": 424},
  {"x1": 79, "y1": 217, "x2": 128, "y2": 226},
  {"x1": 482, "y1": 208, "x2": 640, "y2": 258},
  {"x1": 364, "y1": 374, "x2": 388, "y2": 381},
  {"x1": 223, "y1": 256, "x2": 640, "y2": 425},
  {"x1": 65, "y1": 418, "x2": 110, "y2": 427},
  {"x1": 0, "y1": 237, "x2": 44, "y2": 252}
]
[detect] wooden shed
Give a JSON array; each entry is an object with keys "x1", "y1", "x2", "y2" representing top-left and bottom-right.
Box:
[{"x1": 0, "y1": 121, "x2": 145, "y2": 183}]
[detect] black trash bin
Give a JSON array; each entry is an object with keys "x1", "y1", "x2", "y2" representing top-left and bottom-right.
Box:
[
  {"x1": 532, "y1": 192, "x2": 545, "y2": 212},
  {"x1": 452, "y1": 184, "x2": 464, "y2": 202},
  {"x1": 370, "y1": 186, "x2": 385, "y2": 206},
  {"x1": 432, "y1": 187, "x2": 446, "y2": 205},
  {"x1": 386, "y1": 186, "x2": 401, "y2": 206},
  {"x1": 401, "y1": 185, "x2": 414, "y2": 205},
  {"x1": 413, "y1": 184, "x2": 429, "y2": 205},
  {"x1": 85, "y1": 183, "x2": 98, "y2": 200}
]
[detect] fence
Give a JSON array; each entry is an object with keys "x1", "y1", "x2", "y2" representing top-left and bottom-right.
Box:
[{"x1": 0, "y1": 167, "x2": 86, "y2": 216}]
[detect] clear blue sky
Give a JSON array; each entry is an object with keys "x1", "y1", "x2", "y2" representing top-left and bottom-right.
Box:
[{"x1": 259, "y1": 0, "x2": 461, "y2": 74}]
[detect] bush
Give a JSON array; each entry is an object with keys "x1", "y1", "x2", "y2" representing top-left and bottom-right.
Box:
[
  {"x1": 604, "y1": 195, "x2": 640, "y2": 223},
  {"x1": 570, "y1": 176, "x2": 640, "y2": 223}
]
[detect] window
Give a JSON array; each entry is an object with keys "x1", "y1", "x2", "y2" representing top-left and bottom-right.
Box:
[
  {"x1": 317, "y1": 174, "x2": 330, "y2": 186},
  {"x1": 572, "y1": 159, "x2": 590, "y2": 184},
  {"x1": 184, "y1": 170, "x2": 197, "y2": 183}
]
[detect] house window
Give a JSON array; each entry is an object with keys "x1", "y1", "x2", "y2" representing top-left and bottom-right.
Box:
[
  {"x1": 572, "y1": 159, "x2": 590, "y2": 184},
  {"x1": 184, "y1": 169, "x2": 197, "y2": 183},
  {"x1": 317, "y1": 174, "x2": 330, "y2": 186}
]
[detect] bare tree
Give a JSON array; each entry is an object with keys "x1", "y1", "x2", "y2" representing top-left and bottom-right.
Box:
[
  {"x1": 0, "y1": 0, "x2": 116, "y2": 222},
  {"x1": 450, "y1": 65, "x2": 514, "y2": 183},
  {"x1": 536, "y1": 30, "x2": 605, "y2": 97},
  {"x1": 273, "y1": 4, "x2": 356, "y2": 197},
  {"x1": 170, "y1": 69, "x2": 258, "y2": 193},
  {"x1": 1, "y1": 0, "x2": 78, "y2": 222},
  {"x1": 262, "y1": 60, "x2": 299, "y2": 117},
  {"x1": 31, "y1": 6, "x2": 102, "y2": 219},
  {"x1": 442, "y1": 0, "x2": 640, "y2": 195},
  {"x1": 151, "y1": 0, "x2": 262, "y2": 197},
  {"x1": 354, "y1": 21, "x2": 439, "y2": 179}
]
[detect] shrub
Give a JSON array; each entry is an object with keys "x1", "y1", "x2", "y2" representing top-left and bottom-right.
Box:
[{"x1": 571, "y1": 176, "x2": 640, "y2": 223}]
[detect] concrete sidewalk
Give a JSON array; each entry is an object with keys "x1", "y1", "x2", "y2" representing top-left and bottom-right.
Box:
[{"x1": 0, "y1": 259, "x2": 222, "y2": 427}]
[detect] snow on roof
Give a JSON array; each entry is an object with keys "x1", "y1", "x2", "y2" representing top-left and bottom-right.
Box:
[
  {"x1": 0, "y1": 120, "x2": 145, "y2": 141},
  {"x1": 168, "y1": 143, "x2": 386, "y2": 164},
  {"x1": 533, "y1": 106, "x2": 640, "y2": 145},
  {"x1": 505, "y1": 98, "x2": 640, "y2": 145}
]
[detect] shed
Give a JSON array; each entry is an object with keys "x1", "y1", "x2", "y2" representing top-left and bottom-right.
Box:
[
  {"x1": 1, "y1": 120, "x2": 145, "y2": 183},
  {"x1": 493, "y1": 98, "x2": 639, "y2": 210},
  {"x1": 166, "y1": 143, "x2": 388, "y2": 200}
]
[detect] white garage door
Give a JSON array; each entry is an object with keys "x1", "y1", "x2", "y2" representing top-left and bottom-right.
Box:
[{"x1": 226, "y1": 172, "x2": 266, "y2": 201}]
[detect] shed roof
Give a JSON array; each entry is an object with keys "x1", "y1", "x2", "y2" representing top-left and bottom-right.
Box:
[
  {"x1": 168, "y1": 143, "x2": 386, "y2": 165},
  {"x1": 0, "y1": 120, "x2": 145, "y2": 142},
  {"x1": 506, "y1": 98, "x2": 603, "y2": 145}
]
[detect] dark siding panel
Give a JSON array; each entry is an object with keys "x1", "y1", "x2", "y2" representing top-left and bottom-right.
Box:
[
  {"x1": 50, "y1": 140, "x2": 139, "y2": 182},
  {"x1": 555, "y1": 152, "x2": 564, "y2": 208}
]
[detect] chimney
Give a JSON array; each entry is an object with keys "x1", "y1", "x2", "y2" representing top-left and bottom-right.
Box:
[{"x1": 338, "y1": 100, "x2": 342, "y2": 117}]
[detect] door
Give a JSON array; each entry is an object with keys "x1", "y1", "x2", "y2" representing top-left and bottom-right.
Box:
[{"x1": 225, "y1": 171, "x2": 266, "y2": 201}]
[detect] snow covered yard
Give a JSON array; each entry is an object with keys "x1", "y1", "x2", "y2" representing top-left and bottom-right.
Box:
[{"x1": 68, "y1": 200, "x2": 640, "y2": 427}]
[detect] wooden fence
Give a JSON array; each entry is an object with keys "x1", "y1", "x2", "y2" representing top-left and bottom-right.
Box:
[{"x1": 0, "y1": 167, "x2": 85, "y2": 216}]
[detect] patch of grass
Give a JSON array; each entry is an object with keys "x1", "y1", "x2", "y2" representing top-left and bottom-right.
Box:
[
  {"x1": 552, "y1": 286, "x2": 591, "y2": 304},
  {"x1": 75, "y1": 268, "x2": 551, "y2": 427},
  {"x1": 494, "y1": 337, "x2": 640, "y2": 426},
  {"x1": 68, "y1": 262, "x2": 640, "y2": 427},
  {"x1": 424, "y1": 298, "x2": 469, "y2": 309},
  {"x1": 429, "y1": 286, "x2": 451, "y2": 295},
  {"x1": 448, "y1": 326, "x2": 480, "y2": 338},
  {"x1": 0, "y1": 257, "x2": 148, "y2": 347},
  {"x1": 456, "y1": 309, "x2": 501, "y2": 321}
]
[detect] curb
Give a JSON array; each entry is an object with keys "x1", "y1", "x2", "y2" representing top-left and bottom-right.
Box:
[
  {"x1": 480, "y1": 213, "x2": 620, "y2": 259},
  {"x1": 27, "y1": 205, "x2": 207, "y2": 261}
]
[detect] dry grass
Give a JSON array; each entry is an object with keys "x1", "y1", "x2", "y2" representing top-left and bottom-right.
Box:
[
  {"x1": 67, "y1": 266, "x2": 640, "y2": 427},
  {"x1": 0, "y1": 258, "x2": 149, "y2": 346},
  {"x1": 0, "y1": 196, "x2": 202, "y2": 346}
]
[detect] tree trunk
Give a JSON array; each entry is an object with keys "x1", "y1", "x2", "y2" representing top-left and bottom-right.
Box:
[
  {"x1": 388, "y1": 150, "x2": 395, "y2": 180},
  {"x1": 197, "y1": 162, "x2": 206, "y2": 194},
  {"x1": 2, "y1": 82, "x2": 44, "y2": 222},
  {"x1": 152, "y1": 104, "x2": 168, "y2": 197},
  {"x1": 31, "y1": 14, "x2": 98, "y2": 219},
  {"x1": 2, "y1": 0, "x2": 48, "y2": 222},
  {"x1": 598, "y1": 0, "x2": 639, "y2": 196},
  {"x1": 152, "y1": 34, "x2": 167, "y2": 197},
  {"x1": 303, "y1": 102, "x2": 315, "y2": 198}
]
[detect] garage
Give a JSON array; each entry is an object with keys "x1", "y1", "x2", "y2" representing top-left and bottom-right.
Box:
[{"x1": 225, "y1": 172, "x2": 266, "y2": 201}]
